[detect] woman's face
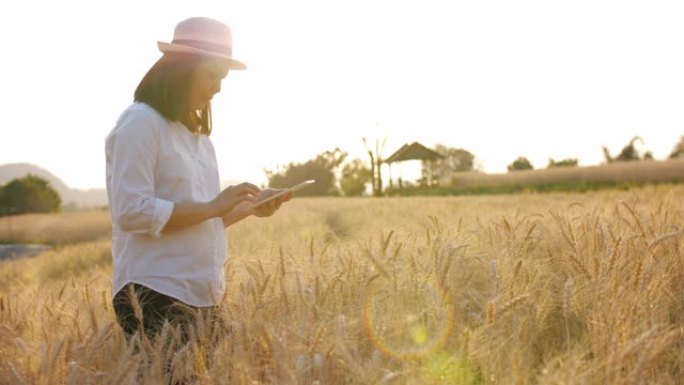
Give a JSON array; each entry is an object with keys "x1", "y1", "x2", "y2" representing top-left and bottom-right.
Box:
[{"x1": 187, "y1": 59, "x2": 230, "y2": 111}]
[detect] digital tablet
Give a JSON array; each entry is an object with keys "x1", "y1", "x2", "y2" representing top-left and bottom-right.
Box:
[{"x1": 251, "y1": 179, "x2": 316, "y2": 209}]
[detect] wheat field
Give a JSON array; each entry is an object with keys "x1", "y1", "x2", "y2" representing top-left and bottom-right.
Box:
[{"x1": 2, "y1": 185, "x2": 684, "y2": 384}]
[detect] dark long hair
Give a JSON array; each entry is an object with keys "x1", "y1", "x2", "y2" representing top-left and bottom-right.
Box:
[{"x1": 134, "y1": 53, "x2": 212, "y2": 135}]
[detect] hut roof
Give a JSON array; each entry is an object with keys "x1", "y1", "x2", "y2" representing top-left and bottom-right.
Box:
[{"x1": 384, "y1": 142, "x2": 443, "y2": 163}]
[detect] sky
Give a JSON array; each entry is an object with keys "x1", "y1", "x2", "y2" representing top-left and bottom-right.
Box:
[{"x1": 1, "y1": 0, "x2": 684, "y2": 189}]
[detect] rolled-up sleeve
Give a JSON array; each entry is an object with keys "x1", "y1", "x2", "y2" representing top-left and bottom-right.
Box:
[{"x1": 105, "y1": 107, "x2": 174, "y2": 237}]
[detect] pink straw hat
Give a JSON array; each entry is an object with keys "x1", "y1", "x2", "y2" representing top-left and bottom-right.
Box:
[{"x1": 157, "y1": 17, "x2": 247, "y2": 70}]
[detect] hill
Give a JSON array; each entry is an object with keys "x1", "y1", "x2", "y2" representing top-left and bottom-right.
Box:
[{"x1": 0, "y1": 163, "x2": 108, "y2": 208}]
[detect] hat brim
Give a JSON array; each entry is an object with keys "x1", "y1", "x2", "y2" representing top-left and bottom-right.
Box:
[{"x1": 157, "y1": 42, "x2": 247, "y2": 70}]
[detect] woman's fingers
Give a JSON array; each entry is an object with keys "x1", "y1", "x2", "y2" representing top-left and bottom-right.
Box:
[
  {"x1": 229, "y1": 184, "x2": 260, "y2": 204},
  {"x1": 237, "y1": 182, "x2": 260, "y2": 197},
  {"x1": 280, "y1": 191, "x2": 293, "y2": 202},
  {"x1": 239, "y1": 188, "x2": 293, "y2": 218},
  {"x1": 215, "y1": 182, "x2": 261, "y2": 213}
]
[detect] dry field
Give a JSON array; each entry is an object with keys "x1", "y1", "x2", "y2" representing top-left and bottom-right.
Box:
[
  {"x1": 445, "y1": 158, "x2": 684, "y2": 189},
  {"x1": 2, "y1": 185, "x2": 684, "y2": 384},
  {"x1": 0, "y1": 209, "x2": 111, "y2": 245}
]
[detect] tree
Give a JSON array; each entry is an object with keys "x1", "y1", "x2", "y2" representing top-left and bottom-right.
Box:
[
  {"x1": 669, "y1": 136, "x2": 684, "y2": 159},
  {"x1": 425, "y1": 144, "x2": 476, "y2": 180},
  {"x1": 265, "y1": 148, "x2": 347, "y2": 196},
  {"x1": 340, "y1": 159, "x2": 371, "y2": 196},
  {"x1": 602, "y1": 136, "x2": 653, "y2": 163},
  {"x1": 362, "y1": 137, "x2": 386, "y2": 197},
  {"x1": 547, "y1": 158, "x2": 578, "y2": 168},
  {"x1": 0, "y1": 174, "x2": 61, "y2": 216},
  {"x1": 507, "y1": 157, "x2": 534, "y2": 172}
]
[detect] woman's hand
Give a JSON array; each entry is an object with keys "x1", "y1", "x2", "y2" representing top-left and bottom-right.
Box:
[
  {"x1": 162, "y1": 182, "x2": 259, "y2": 232},
  {"x1": 212, "y1": 182, "x2": 260, "y2": 214},
  {"x1": 252, "y1": 189, "x2": 292, "y2": 217},
  {"x1": 222, "y1": 188, "x2": 292, "y2": 227}
]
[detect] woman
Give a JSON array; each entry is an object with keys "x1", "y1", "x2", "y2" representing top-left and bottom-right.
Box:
[{"x1": 105, "y1": 17, "x2": 289, "y2": 343}]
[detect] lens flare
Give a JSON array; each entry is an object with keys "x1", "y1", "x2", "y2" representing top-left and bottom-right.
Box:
[{"x1": 364, "y1": 277, "x2": 454, "y2": 360}]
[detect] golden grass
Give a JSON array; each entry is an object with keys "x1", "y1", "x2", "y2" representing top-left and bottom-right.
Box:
[
  {"x1": 2, "y1": 185, "x2": 684, "y2": 384},
  {"x1": 0, "y1": 209, "x2": 111, "y2": 244}
]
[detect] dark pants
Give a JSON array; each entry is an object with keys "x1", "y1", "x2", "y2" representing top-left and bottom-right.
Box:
[
  {"x1": 113, "y1": 283, "x2": 228, "y2": 384},
  {"x1": 112, "y1": 283, "x2": 199, "y2": 342}
]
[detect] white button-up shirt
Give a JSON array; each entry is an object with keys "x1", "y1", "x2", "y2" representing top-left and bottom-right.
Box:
[{"x1": 105, "y1": 102, "x2": 227, "y2": 307}]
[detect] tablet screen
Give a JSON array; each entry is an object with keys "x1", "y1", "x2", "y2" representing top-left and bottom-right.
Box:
[{"x1": 251, "y1": 179, "x2": 316, "y2": 208}]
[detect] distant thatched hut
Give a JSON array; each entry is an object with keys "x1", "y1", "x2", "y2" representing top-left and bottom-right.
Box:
[{"x1": 384, "y1": 142, "x2": 443, "y2": 188}]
